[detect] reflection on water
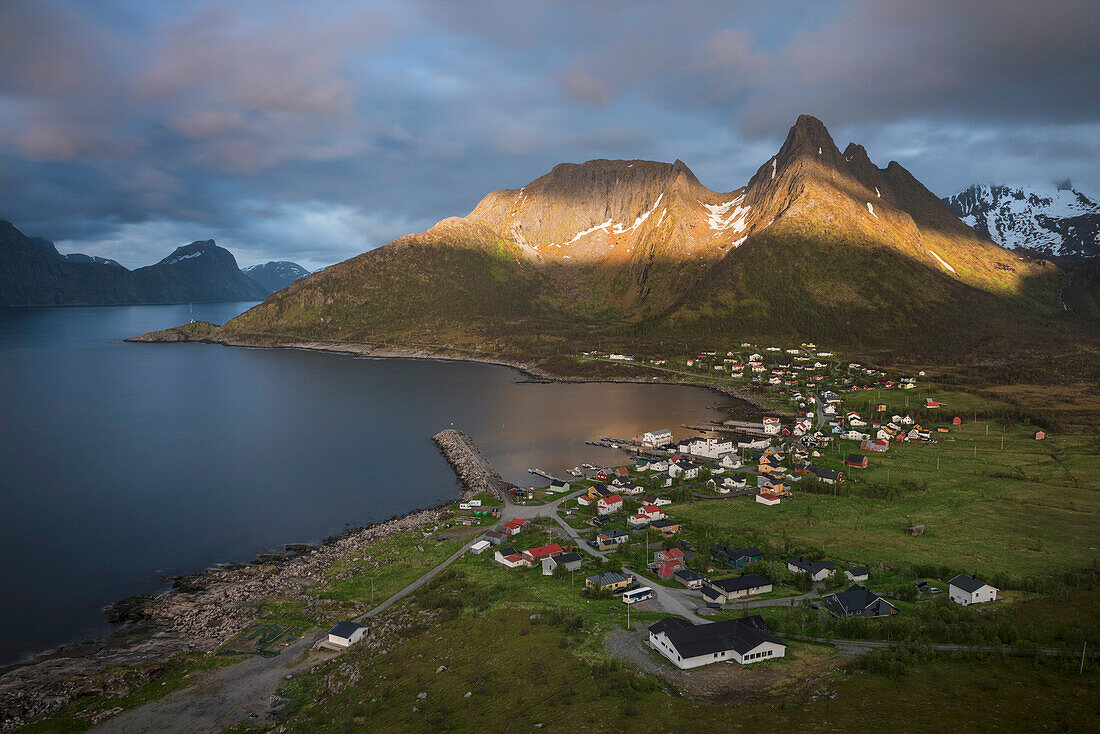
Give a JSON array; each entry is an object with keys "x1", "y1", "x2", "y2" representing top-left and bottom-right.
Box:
[{"x1": 0, "y1": 303, "x2": 742, "y2": 663}]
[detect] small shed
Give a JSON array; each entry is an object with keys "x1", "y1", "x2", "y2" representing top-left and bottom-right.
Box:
[
  {"x1": 1035, "y1": 430, "x2": 1046, "y2": 440},
  {"x1": 952, "y1": 416, "x2": 962, "y2": 425},
  {"x1": 327, "y1": 621, "x2": 367, "y2": 649}
]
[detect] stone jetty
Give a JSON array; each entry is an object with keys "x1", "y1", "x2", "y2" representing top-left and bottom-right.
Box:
[{"x1": 432, "y1": 429, "x2": 507, "y2": 501}]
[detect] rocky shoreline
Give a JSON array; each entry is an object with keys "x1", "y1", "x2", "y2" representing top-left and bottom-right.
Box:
[{"x1": 0, "y1": 483, "x2": 475, "y2": 730}]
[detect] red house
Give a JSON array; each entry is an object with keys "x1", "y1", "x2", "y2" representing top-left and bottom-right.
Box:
[
  {"x1": 522, "y1": 543, "x2": 565, "y2": 564},
  {"x1": 844, "y1": 454, "x2": 869, "y2": 469}
]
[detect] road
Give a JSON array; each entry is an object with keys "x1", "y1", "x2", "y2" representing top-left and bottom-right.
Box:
[
  {"x1": 784, "y1": 635, "x2": 1100, "y2": 660},
  {"x1": 355, "y1": 536, "x2": 480, "y2": 621}
]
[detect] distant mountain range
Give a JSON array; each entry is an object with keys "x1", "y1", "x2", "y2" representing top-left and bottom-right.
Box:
[
  {"x1": 140, "y1": 114, "x2": 1089, "y2": 362},
  {"x1": 242, "y1": 261, "x2": 313, "y2": 294},
  {"x1": 943, "y1": 183, "x2": 1099, "y2": 259},
  {"x1": 0, "y1": 220, "x2": 309, "y2": 306}
]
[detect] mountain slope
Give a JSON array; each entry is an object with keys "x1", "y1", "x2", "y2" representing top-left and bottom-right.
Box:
[
  {"x1": 0, "y1": 222, "x2": 269, "y2": 305},
  {"x1": 943, "y1": 183, "x2": 1100, "y2": 259},
  {"x1": 242, "y1": 261, "x2": 311, "y2": 295},
  {"x1": 0, "y1": 221, "x2": 146, "y2": 305},
  {"x1": 202, "y1": 116, "x2": 1071, "y2": 359}
]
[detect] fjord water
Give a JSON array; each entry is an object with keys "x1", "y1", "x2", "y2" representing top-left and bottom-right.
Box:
[{"x1": 0, "y1": 304, "x2": 735, "y2": 664}]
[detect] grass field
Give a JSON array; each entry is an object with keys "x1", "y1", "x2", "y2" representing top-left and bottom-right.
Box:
[{"x1": 672, "y1": 419, "x2": 1098, "y2": 584}]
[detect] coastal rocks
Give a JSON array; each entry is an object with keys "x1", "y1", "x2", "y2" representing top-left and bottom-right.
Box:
[
  {"x1": 0, "y1": 502, "x2": 460, "y2": 730},
  {"x1": 432, "y1": 429, "x2": 506, "y2": 500}
]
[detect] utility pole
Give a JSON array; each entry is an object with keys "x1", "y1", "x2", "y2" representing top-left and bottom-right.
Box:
[{"x1": 1082, "y1": 641, "x2": 1088, "y2": 674}]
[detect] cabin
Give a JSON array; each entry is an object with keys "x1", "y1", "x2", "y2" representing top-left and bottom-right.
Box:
[
  {"x1": 844, "y1": 454, "x2": 869, "y2": 469},
  {"x1": 787, "y1": 556, "x2": 836, "y2": 582},
  {"x1": 823, "y1": 585, "x2": 899, "y2": 618},
  {"x1": 1035, "y1": 430, "x2": 1046, "y2": 440},
  {"x1": 845, "y1": 566, "x2": 870, "y2": 582},
  {"x1": 586, "y1": 571, "x2": 633, "y2": 592},
  {"x1": 756, "y1": 492, "x2": 781, "y2": 506},
  {"x1": 948, "y1": 574, "x2": 999, "y2": 605},
  {"x1": 649, "y1": 616, "x2": 786, "y2": 670},
  {"x1": 326, "y1": 621, "x2": 367, "y2": 649}
]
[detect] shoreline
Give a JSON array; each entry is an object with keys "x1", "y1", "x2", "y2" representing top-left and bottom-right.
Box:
[
  {"x1": 0, "y1": 480, "x2": 475, "y2": 729},
  {"x1": 127, "y1": 331, "x2": 782, "y2": 414}
]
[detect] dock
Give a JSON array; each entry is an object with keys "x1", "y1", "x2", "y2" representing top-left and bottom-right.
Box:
[{"x1": 432, "y1": 429, "x2": 508, "y2": 501}]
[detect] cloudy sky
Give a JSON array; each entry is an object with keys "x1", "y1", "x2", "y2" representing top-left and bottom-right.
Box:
[{"x1": 1, "y1": 0, "x2": 1098, "y2": 270}]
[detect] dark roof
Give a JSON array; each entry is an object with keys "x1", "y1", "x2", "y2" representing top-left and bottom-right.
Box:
[
  {"x1": 328, "y1": 621, "x2": 365, "y2": 638},
  {"x1": 718, "y1": 545, "x2": 763, "y2": 562},
  {"x1": 648, "y1": 617, "x2": 692, "y2": 635},
  {"x1": 846, "y1": 566, "x2": 870, "y2": 576},
  {"x1": 674, "y1": 569, "x2": 704, "y2": 581},
  {"x1": 552, "y1": 552, "x2": 583, "y2": 565},
  {"x1": 660, "y1": 616, "x2": 785, "y2": 658},
  {"x1": 788, "y1": 556, "x2": 834, "y2": 574},
  {"x1": 845, "y1": 453, "x2": 867, "y2": 463},
  {"x1": 809, "y1": 466, "x2": 841, "y2": 480},
  {"x1": 588, "y1": 571, "x2": 629, "y2": 586},
  {"x1": 949, "y1": 574, "x2": 992, "y2": 593},
  {"x1": 601, "y1": 528, "x2": 629, "y2": 538},
  {"x1": 497, "y1": 547, "x2": 519, "y2": 557},
  {"x1": 823, "y1": 585, "x2": 897, "y2": 617},
  {"x1": 711, "y1": 573, "x2": 772, "y2": 593},
  {"x1": 650, "y1": 518, "x2": 679, "y2": 529}
]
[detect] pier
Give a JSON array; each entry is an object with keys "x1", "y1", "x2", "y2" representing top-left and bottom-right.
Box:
[{"x1": 432, "y1": 429, "x2": 508, "y2": 501}]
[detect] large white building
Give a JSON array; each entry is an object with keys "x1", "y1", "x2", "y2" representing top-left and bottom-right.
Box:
[
  {"x1": 642, "y1": 429, "x2": 673, "y2": 447},
  {"x1": 948, "y1": 574, "x2": 999, "y2": 605},
  {"x1": 648, "y1": 616, "x2": 786, "y2": 669}
]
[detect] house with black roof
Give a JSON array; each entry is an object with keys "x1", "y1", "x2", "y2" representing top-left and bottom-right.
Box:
[
  {"x1": 822, "y1": 585, "x2": 898, "y2": 618},
  {"x1": 948, "y1": 574, "x2": 999, "y2": 605},
  {"x1": 713, "y1": 545, "x2": 763, "y2": 569},
  {"x1": 673, "y1": 568, "x2": 705, "y2": 589},
  {"x1": 705, "y1": 573, "x2": 773, "y2": 603},
  {"x1": 326, "y1": 621, "x2": 367, "y2": 649},
  {"x1": 845, "y1": 566, "x2": 870, "y2": 582},
  {"x1": 647, "y1": 615, "x2": 786, "y2": 669},
  {"x1": 787, "y1": 556, "x2": 836, "y2": 581}
]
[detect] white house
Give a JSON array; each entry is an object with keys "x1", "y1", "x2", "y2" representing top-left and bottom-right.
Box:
[
  {"x1": 762, "y1": 417, "x2": 782, "y2": 435},
  {"x1": 787, "y1": 556, "x2": 836, "y2": 582},
  {"x1": 719, "y1": 453, "x2": 742, "y2": 469},
  {"x1": 648, "y1": 616, "x2": 786, "y2": 670},
  {"x1": 469, "y1": 540, "x2": 491, "y2": 555},
  {"x1": 643, "y1": 429, "x2": 673, "y2": 447},
  {"x1": 685, "y1": 436, "x2": 734, "y2": 459},
  {"x1": 844, "y1": 566, "x2": 870, "y2": 583},
  {"x1": 494, "y1": 547, "x2": 525, "y2": 568},
  {"x1": 326, "y1": 621, "x2": 367, "y2": 649},
  {"x1": 596, "y1": 494, "x2": 624, "y2": 515},
  {"x1": 948, "y1": 574, "x2": 999, "y2": 605},
  {"x1": 627, "y1": 514, "x2": 651, "y2": 528},
  {"x1": 668, "y1": 460, "x2": 700, "y2": 480},
  {"x1": 755, "y1": 492, "x2": 781, "y2": 506}
]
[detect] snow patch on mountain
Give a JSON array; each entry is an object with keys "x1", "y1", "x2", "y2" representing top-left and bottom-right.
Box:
[
  {"x1": 161, "y1": 251, "x2": 204, "y2": 265},
  {"x1": 705, "y1": 195, "x2": 751, "y2": 232},
  {"x1": 943, "y1": 183, "x2": 1099, "y2": 258},
  {"x1": 927, "y1": 250, "x2": 956, "y2": 274}
]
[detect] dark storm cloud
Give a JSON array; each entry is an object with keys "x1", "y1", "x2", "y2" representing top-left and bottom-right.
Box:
[{"x1": 0, "y1": 0, "x2": 1097, "y2": 269}]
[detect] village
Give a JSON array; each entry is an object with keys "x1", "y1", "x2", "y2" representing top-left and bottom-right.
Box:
[{"x1": 322, "y1": 342, "x2": 1013, "y2": 672}]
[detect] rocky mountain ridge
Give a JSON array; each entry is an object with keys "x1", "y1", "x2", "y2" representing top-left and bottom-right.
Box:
[
  {"x1": 208, "y1": 114, "x2": 1068, "y2": 358},
  {"x1": 943, "y1": 183, "x2": 1099, "y2": 259},
  {"x1": 0, "y1": 221, "x2": 308, "y2": 305}
]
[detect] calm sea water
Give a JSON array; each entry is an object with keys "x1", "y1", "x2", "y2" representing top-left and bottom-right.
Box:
[{"x1": 0, "y1": 303, "x2": 738, "y2": 664}]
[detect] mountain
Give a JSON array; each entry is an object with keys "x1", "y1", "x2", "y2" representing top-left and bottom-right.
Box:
[
  {"x1": 195, "y1": 115, "x2": 1074, "y2": 361},
  {"x1": 128, "y1": 240, "x2": 268, "y2": 303},
  {"x1": 243, "y1": 261, "x2": 311, "y2": 295},
  {"x1": 943, "y1": 183, "x2": 1100, "y2": 259},
  {"x1": 0, "y1": 222, "x2": 268, "y2": 305},
  {"x1": 29, "y1": 236, "x2": 125, "y2": 267}
]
